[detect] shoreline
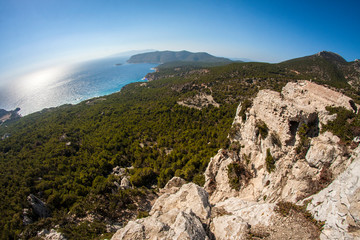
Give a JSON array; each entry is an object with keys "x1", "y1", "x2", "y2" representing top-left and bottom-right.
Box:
[{"x1": 7, "y1": 64, "x2": 158, "y2": 117}]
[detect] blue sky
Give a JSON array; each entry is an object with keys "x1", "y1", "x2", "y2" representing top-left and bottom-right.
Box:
[{"x1": 0, "y1": 0, "x2": 359, "y2": 82}]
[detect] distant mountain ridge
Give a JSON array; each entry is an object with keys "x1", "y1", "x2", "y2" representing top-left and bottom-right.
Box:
[{"x1": 127, "y1": 50, "x2": 232, "y2": 64}]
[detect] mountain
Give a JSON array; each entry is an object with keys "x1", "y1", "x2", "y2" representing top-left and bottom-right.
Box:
[
  {"x1": 127, "y1": 50, "x2": 232, "y2": 64},
  {"x1": 1, "y1": 51, "x2": 360, "y2": 239},
  {"x1": 278, "y1": 51, "x2": 360, "y2": 90}
]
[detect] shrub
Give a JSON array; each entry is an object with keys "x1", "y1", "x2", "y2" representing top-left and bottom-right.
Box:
[
  {"x1": 193, "y1": 173, "x2": 205, "y2": 187},
  {"x1": 265, "y1": 148, "x2": 275, "y2": 173},
  {"x1": 296, "y1": 123, "x2": 310, "y2": 158},
  {"x1": 275, "y1": 201, "x2": 325, "y2": 231},
  {"x1": 322, "y1": 106, "x2": 359, "y2": 144},
  {"x1": 242, "y1": 153, "x2": 251, "y2": 165},
  {"x1": 239, "y1": 99, "x2": 253, "y2": 122},
  {"x1": 227, "y1": 162, "x2": 252, "y2": 190},
  {"x1": 137, "y1": 211, "x2": 150, "y2": 219},
  {"x1": 256, "y1": 120, "x2": 269, "y2": 139}
]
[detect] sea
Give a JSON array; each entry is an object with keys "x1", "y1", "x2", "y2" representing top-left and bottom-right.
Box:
[{"x1": 0, "y1": 57, "x2": 158, "y2": 116}]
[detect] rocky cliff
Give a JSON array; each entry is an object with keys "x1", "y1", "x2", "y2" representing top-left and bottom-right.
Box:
[{"x1": 112, "y1": 80, "x2": 360, "y2": 239}]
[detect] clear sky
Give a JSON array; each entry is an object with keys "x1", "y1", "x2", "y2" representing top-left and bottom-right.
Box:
[{"x1": 0, "y1": 0, "x2": 359, "y2": 82}]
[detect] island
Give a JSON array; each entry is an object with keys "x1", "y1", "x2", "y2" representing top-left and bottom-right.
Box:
[{"x1": 127, "y1": 50, "x2": 233, "y2": 64}]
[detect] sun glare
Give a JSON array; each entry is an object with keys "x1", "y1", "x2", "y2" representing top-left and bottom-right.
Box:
[{"x1": 16, "y1": 65, "x2": 71, "y2": 92}]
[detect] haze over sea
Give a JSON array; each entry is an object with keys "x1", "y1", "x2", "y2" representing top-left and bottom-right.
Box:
[{"x1": 0, "y1": 57, "x2": 157, "y2": 115}]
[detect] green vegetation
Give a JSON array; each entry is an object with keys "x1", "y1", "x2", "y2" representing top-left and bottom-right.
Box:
[
  {"x1": 275, "y1": 201, "x2": 325, "y2": 231},
  {"x1": 296, "y1": 124, "x2": 311, "y2": 158},
  {"x1": 1, "y1": 52, "x2": 359, "y2": 239},
  {"x1": 256, "y1": 120, "x2": 269, "y2": 139},
  {"x1": 265, "y1": 148, "x2": 275, "y2": 173},
  {"x1": 322, "y1": 106, "x2": 360, "y2": 143},
  {"x1": 227, "y1": 162, "x2": 252, "y2": 190},
  {"x1": 137, "y1": 211, "x2": 150, "y2": 219},
  {"x1": 242, "y1": 153, "x2": 251, "y2": 165},
  {"x1": 239, "y1": 99, "x2": 252, "y2": 122}
]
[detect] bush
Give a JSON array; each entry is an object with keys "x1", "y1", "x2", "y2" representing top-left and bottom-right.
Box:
[
  {"x1": 137, "y1": 211, "x2": 149, "y2": 219},
  {"x1": 265, "y1": 148, "x2": 275, "y2": 173},
  {"x1": 322, "y1": 106, "x2": 359, "y2": 144},
  {"x1": 227, "y1": 162, "x2": 252, "y2": 190},
  {"x1": 239, "y1": 99, "x2": 252, "y2": 122},
  {"x1": 296, "y1": 124, "x2": 310, "y2": 158},
  {"x1": 256, "y1": 120, "x2": 269, "y2": 139},
  {"x1": 275, "y1": 201, "x2": 324, "y2": 231}
]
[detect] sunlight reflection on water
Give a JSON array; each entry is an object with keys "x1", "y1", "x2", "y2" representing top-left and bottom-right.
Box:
[{"x1": 0, "y1": 57, "x2": 157, "y2": 115}]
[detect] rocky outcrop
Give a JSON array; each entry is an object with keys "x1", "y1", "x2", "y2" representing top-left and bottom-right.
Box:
[
  {"x1": 27, "y1": 194, "x2": 51, "y2": 219},
  {"x1": 0, "y1": 107, "x2": 21, "y2": 124},
  {"x1": 150, "y1": 182, "x2": 211, "y2": 222},
  {"x1": 112, "y1": 166, "x2": 132, "y2": 190},
  {"x1": 112, "y1": 177, "x2": 322, "y2": 240},
  {"x1": 37, "y1": 229, "x2": 67, "y2": 240},
  {"x1": 112, "y1": 81, "x2": 360, "y2": 239},
  {"x1": 205, "y1": 80, "x2": 356, "y2": 204},
  {"x1": 111, "y1": 181, "x2": 210, "y2": 240},
  {"x1": 305, "y1": 146, "x2": 360, "y2": 239},
  {"x1": 177, "y1": 92, "x2": 220, "y2": 110}
]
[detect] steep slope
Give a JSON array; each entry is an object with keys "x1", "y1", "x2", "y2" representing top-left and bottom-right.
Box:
[
  {"x1": 205, "y1": 80, "x2": 356, "y2": 203},
  {"x1": 113, "y1": 81, "x2": 360, "y2": 239}
]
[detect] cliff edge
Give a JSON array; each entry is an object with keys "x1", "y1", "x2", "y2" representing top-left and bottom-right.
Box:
[{"x1": 112, "y1": 80, "x2": 360, "y2": 239}]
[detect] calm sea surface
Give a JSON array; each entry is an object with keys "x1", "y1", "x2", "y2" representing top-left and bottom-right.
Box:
[{"x1": 0, "y1": 57, "x2": 157, "y2": 115}]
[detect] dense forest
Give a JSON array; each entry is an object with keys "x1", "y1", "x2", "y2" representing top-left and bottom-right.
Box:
[{"x1": 0, "y1": 51, "x2": 359, "y2": 239}]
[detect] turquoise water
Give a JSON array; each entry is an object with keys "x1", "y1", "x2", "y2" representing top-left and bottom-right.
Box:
[{"x1": 0, "y1": 57, "x2": 157, "y2": 115}]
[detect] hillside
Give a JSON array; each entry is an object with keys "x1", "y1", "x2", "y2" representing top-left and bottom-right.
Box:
[
  {"x1": 0, "y1": 108, "x2": 21, "y2": 125},
  {"x1": 0, "y1": 51, "x2": 360, "y2": 239},
  {"x1": 113, "y1": 80, "x2": 360, "y2": 240},
  {"x1": 127, "y1": 50, "x2": 232, "y2": 64}
]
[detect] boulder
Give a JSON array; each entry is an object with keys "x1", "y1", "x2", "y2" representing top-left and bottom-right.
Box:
[
  {"x1": 305, "y1": 132, "x2": 341, "y2": 168},
  {"x1": 150, "y1": 182, "x2": 211, "y2": 222},
  {"x1": 111, "y1": 180, "x2": 210, "y2": 240},
  {"x1": 27, "y1": 194, "x2": 51, "y2": 218},
  {"x1": 120, "y1": 176, "x2": 130, "y2": 189}
]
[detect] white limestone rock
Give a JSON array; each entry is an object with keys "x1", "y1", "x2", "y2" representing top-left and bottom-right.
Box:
[
  {"x1": 111, "y1": 181, "x2": 211, "y2": 240},
  {"x1": 120, "y1": 176, "x2": 130, "y2": 189},
  {"x1": 211, "y1": 214, "x2": 249, "y2": 240},
  {"x1": 38, "y1": 229, "x2": 67, "y2": 240},
  {"x1": 204, "y1": 149, "x2": 239, "y2": 203},
  {"x1": 305, "y1": 132, "x2": 341, "y2": 168},
  {"x1": 150, "y1": 182, "x2": 211, "y2": 222},
  {"x1": 205, "y1": 80, "x2": 356, "y2": 204},
  {"x1": 306, "y1": 149, "x2": 360, "y2": 240}
]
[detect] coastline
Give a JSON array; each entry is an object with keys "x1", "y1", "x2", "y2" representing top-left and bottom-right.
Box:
[{"x1": 1, "y1": 62, "x2": 158, "y2": 116}]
